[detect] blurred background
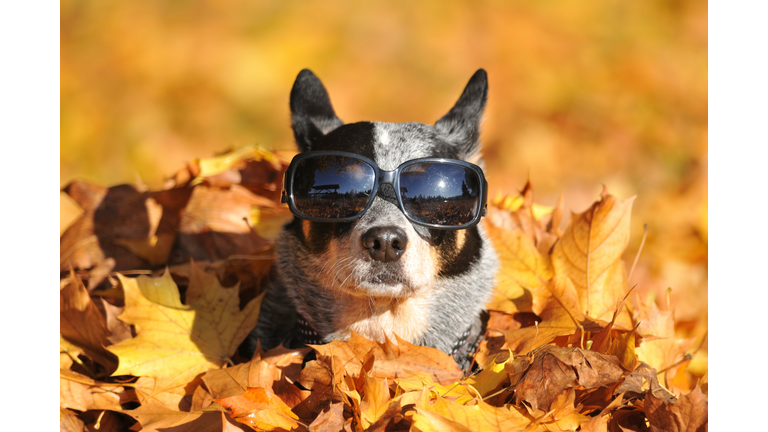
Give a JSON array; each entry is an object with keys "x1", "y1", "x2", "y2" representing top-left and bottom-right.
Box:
[{"x1": 61, "y1": 1, "x2": 707, "y2": 340}]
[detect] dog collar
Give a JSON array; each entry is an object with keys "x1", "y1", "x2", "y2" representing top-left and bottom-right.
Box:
[
  {"x1": 295, "y1": 313, "x2": 480, "y2": 362},
  {"x1": 296, "y1": 314, "x2": 326, "y2": 346}
]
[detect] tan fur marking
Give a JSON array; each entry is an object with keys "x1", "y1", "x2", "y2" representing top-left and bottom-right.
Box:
[
  {"x1": 455, "y1": 229, "x2": 467, "y2": 251},
  {"x1": 302, "y1": 219, "x2": 310, "y2": 240}
]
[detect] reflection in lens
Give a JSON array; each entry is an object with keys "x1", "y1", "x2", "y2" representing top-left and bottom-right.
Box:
[
  {"x1": 292, "y1": 155, "x2": 375, "y2": 219},
  {"x1": 399, "y1": 163, "x2": 480, "y2": 226}
]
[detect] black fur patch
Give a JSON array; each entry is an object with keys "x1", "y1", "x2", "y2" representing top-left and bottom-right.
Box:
[
  {"x1": 436, "y1": 227, "x2": 483, "y2": 277},
  {"x1": 312, "y1": 121, "x2": 377, "y2": 159}
]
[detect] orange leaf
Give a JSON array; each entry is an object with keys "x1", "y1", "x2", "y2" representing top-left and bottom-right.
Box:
[{"x1": 214, "y1": 387, "x2": 299, "y2": 431}]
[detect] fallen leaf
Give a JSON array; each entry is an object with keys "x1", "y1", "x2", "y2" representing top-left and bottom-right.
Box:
[
  {"x1": 60, "y1": 408, "x2": 86, "y2": 432},
  {"x1": 60, "y1": 271, "x2": 117, "y2": 372},
  {"x1": 646, "y1": 386, "x2": 708, "y2": 432},
  {"x1": 305, "y1": 333, "x2": 464, "y2": 388},
  {"x1": 308, "y1": 401, "x2": 352, "y2": 432},
  {"x1": 484, "y1": 220, "x2": 553, "y2": 315},
  {"x1": 359, "y1": 373, "x2": 391, "y2": 429},
  {"x1": 60, "y1": 369, "x2": 125, "y2": 412},
  {"x1": 615, "y1": 362, "x2": 675, "y2": 403},
  {"x1": 60, "y1": 182, "x2": 161, "y2": 272},
  {"x1": 551, "y1": 192, "x2": 634, "y2": 323},
  {"x1": 100, "y1": 298, "x2": 133, "y2": 345},
  {"x1": 513, "y1": 345, "x2": 624, "y2": 412},
  {"x1": 173, "y1": 184, "x2": 274, "y2": 263},
  {"x1": 125, "y1": 402, "x2": 243, "y2": 432},
  {"x1": 213, "y1": 386, "x2": 300, "y2": 431},
  {"x1": 108, "y1": 268, "x2": 264, "y2": 401},
  {"x1": 634, "y1": 302, "x2": 695, "y2": 380},
  {"x1": 411, "y1": 392, "x2": 530, "y2": 432}
]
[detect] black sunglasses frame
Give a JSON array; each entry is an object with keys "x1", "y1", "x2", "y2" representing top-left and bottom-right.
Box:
[{"x1": 280, "y1": 151, "x2": 489, "y2": 229}]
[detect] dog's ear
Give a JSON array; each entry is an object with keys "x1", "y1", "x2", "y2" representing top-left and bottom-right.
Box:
[
  {"x1": 289, "y1": 69, "x2": 344, "y2": 152},
  {"x1": 434, "y1": 69, "x2": 488, "y2": 159}
]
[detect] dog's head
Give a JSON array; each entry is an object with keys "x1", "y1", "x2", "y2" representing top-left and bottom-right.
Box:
[{"x1": 282, "y1": 69, "x2": 490, "y2": 300}]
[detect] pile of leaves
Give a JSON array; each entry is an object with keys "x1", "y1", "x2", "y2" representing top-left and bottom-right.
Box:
[{"x1": 60, "y1": 147, "x2": 707, "y2": 431}]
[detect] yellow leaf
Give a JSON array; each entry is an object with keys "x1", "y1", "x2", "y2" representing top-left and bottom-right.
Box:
[
  {"x1": 192, "y1": 145, "x2": 285, "y2": 184},
  {"x1": 108, "y1": 267, "x2": 264, "y2": 399},
  {"x1": 464, "y1": 357, "x2": 508, "y2": 399},
  {"x1": 551, "y1": 193, "x2": 634, "y2": 322},
  {"x1": 412, "y1": 394, "x2": 530, "y2": 432},
  {"x1": 395, "y1": 372, "x2": 475, "y2": 405},
  {"x1": 360, "y1": 373, "x2": 391, "y2": 429},
  {"x1": 485, "y1": 222, "x2": 554, "y2": 315}
]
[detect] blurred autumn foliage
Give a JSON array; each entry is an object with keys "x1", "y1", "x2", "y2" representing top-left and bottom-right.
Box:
[{"x1": 60, "y1": 1, "x2": 707, "y2": 430}]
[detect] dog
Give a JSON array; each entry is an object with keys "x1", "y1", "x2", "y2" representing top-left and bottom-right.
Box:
[{"x1": 242, "y1": 69, "x2": 499, "y2": 369}]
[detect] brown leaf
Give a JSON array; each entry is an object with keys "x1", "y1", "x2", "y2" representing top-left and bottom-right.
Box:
[
  {"x1": 308, "y1": 402, "x2": 352, "y2": 432},
  {"x1": 60, "y1": 182, "x2": 165, "y2": 272},
  {"x1": 60, "y1": 271, "x2": 117, "y2": 372},
  {"x1": 646, "y1": 386, "x2": 707, "y2": 432},
  {"x1": 514, "y1": 345, "x2": 624, "y2": 412},
  {"x1": 615, "y1": 362, "x2": 675, "y2": 403},
  {"x1": 100, "y1": 298, "x2": 133, "y2": 345},
  {"x1": 170, "y1": 184, "x2": 275, "y2": 264}
]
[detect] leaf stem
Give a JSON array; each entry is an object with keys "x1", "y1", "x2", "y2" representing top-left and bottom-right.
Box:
[{"x1": 628, "y1": 224, "x2": 648, "y2": 281}]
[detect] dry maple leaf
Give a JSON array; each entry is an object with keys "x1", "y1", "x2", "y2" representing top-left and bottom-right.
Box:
[
  {"x1": 125, "y1": 402, "x2": 249, "y2": 432},
  {"x1": 358, "y1": 372, "x2": 392, "y2": 429},
  {"x1": 513, "y1": 345, "x2": 624, "y2": 413},
  {"x1": 411, "y1": 391, "x2": 530, "y2": 432},
  {"x1": 60, "y1": 369, "x2": 125, "y2": 412},
  {"x1": 550, "y1": 191, "x2": 635, "y2": 324},
  {"x1": 60, "y1": 271, "x2": 118, "y2": 373},
  {"x1": 484, "y1": 220, "x2": 554, "y2": 316},
  {"x1": 214, "y1": 387, "x2": 300, "y2": 431},
  {"x1": 107, "y1": 266, "x2": 264, "y2": 402},
  {"x1": 308, "y1": 332, "x2": 464, "y2": 386},
  {"x1": 645, "y1": 386, "x2": 708, "y2": 432},
  {"x1": 60, "y1": 408, "x2": 86, "y2": 432},
  {"x1": 60, "y1": 181, "x2": 174, "y2": 273},
  {"x1": 634, "y1": 301, "x2": 695, "y2": 385},
  {"x1": 308, "y1": 402, "x2": 352, "y2": 432}
]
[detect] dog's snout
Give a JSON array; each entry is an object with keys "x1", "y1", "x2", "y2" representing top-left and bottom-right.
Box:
[{"x1": 362, "y1": 226, "x2": 408, "y2": 263}]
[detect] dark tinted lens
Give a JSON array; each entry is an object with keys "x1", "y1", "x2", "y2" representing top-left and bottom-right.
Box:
[
  {"x1": 292, "y1": 155, "x2": 375, "y2": 219},
  {"x1": 399, "y1": 162, "x2": 481, "y2": 226}
]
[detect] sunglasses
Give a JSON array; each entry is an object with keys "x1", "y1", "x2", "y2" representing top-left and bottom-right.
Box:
[{"x1": 281, "y1": 151, "x2": 488, "y2": 229}]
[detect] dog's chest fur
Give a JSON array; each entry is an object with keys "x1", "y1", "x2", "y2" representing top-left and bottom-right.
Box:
[{"x1": 242, "y1": 70, "x2": 499, "y2": 369}]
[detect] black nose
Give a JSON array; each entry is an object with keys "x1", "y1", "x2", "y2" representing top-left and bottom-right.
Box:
[{"x1": 362, "y1": 226, "x2": 408, "y2": 262}]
